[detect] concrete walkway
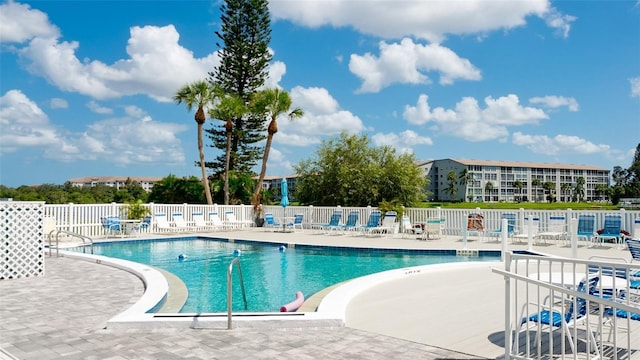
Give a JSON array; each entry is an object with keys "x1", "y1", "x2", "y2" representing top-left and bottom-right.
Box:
[{"x1": 1, "y1": 229, "x2": 636, "y2": 359}]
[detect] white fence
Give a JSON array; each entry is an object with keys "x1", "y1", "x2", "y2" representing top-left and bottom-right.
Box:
[
  {"x1": 493, "y1": 252, "x2": 640, "y2": 359},
  {"x1": 42, "y1": 203, "x2": 640, "y2": 240}
]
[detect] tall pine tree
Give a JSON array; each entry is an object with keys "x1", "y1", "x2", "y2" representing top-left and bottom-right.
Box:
[{"x1": 206, "y1": 0, "x2": 272, "y2": 175}]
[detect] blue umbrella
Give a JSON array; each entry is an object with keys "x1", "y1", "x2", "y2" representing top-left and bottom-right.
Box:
[{"x1": 280, "y1": 179, "x2": 289, "y2": 208}]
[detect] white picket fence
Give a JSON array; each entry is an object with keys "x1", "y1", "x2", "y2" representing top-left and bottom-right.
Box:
[{"x1": 39, "y1": 203, "x2": 640, "y2": 241}]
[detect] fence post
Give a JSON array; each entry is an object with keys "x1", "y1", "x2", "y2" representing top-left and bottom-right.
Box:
[
  {"x1": 570, "y1": 217, "x2": 578, "y2": 258},
  {"x1": 501, "y1": 218, "x2": 508, "y2": 253},
  {"x1": 527, "y1": 216, "x2": 533, "y2": 251}
]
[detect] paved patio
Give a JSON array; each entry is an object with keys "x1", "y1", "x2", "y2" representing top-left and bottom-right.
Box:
[{"x1": 0, "y1": 229, "x2": 636, "y2": 359}]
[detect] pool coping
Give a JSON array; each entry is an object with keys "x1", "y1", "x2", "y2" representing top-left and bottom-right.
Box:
[{"x1": 57, "y1": 236, "x2": 504, "y2": 329}]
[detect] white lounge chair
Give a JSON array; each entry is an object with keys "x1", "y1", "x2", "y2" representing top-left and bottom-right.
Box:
[
  {"x1": 401, "y1": 215, "x2": 423, "y2": 239},
  {"x1": 224, "y1": 211, "x2": 253, "y2": 228},
  {"x1": 154, "y1": 213, "x2": 179, "y2": 232},
  {"x1": 513, "y1": 216, "x2": 539, "y2": 243},
  {"x1": 172, "y1": 213, "x2": 199, "y2": 232},
  {"x1": 536, "y1": 215, "x2": 567, "y2": 244},
  {"x1": 208, "y1": 212, "x2": 231, "y2": 231},
  {"x1": 192, "y1": 212, "x2": 219, "y2": 232}
]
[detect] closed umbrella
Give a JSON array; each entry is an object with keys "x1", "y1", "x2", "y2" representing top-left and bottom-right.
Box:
[{"x1": 281, "y1": 178, "x2": 289, "y2": 208}]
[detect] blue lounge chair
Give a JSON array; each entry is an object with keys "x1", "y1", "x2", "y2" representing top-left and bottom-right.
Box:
[
  {"x1": 264, "y1": 213, "x2": 280, "y2": 231},
  {"x1": 100, "y1": 216, "x2": 122, "y2": 238},
  {"x1": 358, "y1": 210, "x2": 382, "y2": 236},
  {"x1": 312, "y1": 211, "x2": 341, "y2": 233},
  {"x1": 337, "y1": 211, "x2": 359, "y2": 234},
  {"x1": 577, "y1": 214, "x2": 597, "y2": 246},
  {"x1": 595, "y1": 214, "x2": 624, "y2": 247},
  {"x1": 285, "y1": 213, "x2": 304, "y2": 232}
]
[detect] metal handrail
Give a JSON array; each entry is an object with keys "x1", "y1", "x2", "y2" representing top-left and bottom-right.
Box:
[
  {"x1": 227, "y1": 256, "x2": 247, "y2": 330},
  {"x1": 47, "y1": 229, "x2": 93, "y2": 257}
]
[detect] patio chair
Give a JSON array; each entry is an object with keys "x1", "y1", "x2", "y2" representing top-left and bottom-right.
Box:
[
  {"x1": 627, "y1": 238, "x2": 640, "y2": 263},
  {"x1": 337, "y1": 210, "x2": 359, "y2": 234},
  {"x1": 537, "y1": 215, "x2": 567, "y2": 245},
  {"x1": 172, "y1": 213, "x2": 198, "y2": 232},
  {"x1": 422, "y1": 218, "x2": 442, "y2": 240},
  {"x1": 132, "y1": 215, "x2": 152, "y2": 235},
  {"x1": 358, "y1": 210, "x2": 382, "y2": 236},
  {"x1": 595, "y1": 214, "x2": 624, "y2": 247},
  {"x1": 516, "y1": 275, "x2": 600, "y2": 357},
  {"x1": 208, "y1": 212, "x2": 231, "y2": 231},
  {"x1": 154, "y1": 213, "x2": 178, "y2": 232},
  {"x1": 513, "y1": 216, "x2": 540, "y2": 243},
  {"x1": 263, "y1": 213, "x2": 280, "y2": 231},
  {"x1": 311, "y1": 211, "x2": 342, "y2": 234},
  {"x1": 224, "y1": 211, "x2": 253, "y2": 229},
  {"x1": 631, "y1": 218, "x2": 640, "y2": 241},
  {"x1": 192, "y1": 212, "x2": 218, "y2": 232},
  {"x1": 488, "y1": 212, "x2": 516, "y2": 242},
  {"x1": 284, "y1": 213, "x2": 304, "y2": 232},
  {"x1": 401, "y1": 215, "x2": 423, "y2": 238},
  {"x1": 465, "y1": 213, "x2": 484, "y2": 241},
  {"x1": 577, "y1": 214, "x2": 597, "y2": 246},
  {"x1": 100, "y1": 216, "x2": 122, "y2": 238}
]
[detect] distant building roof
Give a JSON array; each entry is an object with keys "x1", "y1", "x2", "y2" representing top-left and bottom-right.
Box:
[
  {"x1": 68, "y1": 176, "x2": 163, "y2": 183},
  {"x1": 417, "y1": 159, "x2": 608, "y2": 171}
]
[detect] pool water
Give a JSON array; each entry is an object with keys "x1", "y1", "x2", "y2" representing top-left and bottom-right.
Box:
[{"x1": 82, "y1": 237, "x2": 499, "y2": 313}]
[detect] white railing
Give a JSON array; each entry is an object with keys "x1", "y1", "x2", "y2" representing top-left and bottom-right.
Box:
[
  {"x1": 42, "y1": 203, "x2": 639, "y2": 240},
  {"x1": 493, "y1": 252, "x2": 640, "y2": 359}
]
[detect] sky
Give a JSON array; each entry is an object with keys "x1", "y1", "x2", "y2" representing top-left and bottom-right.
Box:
[{"x1": 1, "y1": 0, "x2": 639, "y2": 188}]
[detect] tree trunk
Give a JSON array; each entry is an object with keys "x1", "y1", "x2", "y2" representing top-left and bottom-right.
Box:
[
  {"x1": 224, "y1": 130, "x2": 232, "y2": 205},
  {"x1": 253, "y1": 132, "x2": 275, "y2": 202},
  {"x1": 198, "y1": 123, "x2": 213, "y2": 205}
]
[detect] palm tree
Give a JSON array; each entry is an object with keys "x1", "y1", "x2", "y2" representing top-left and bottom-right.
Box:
[
  {"x1": 458, "y1": 168, "x2": 473, "y2": 202},
  {"x1": 542, "y1": 181, "x2": 555, "y2": 202},
  {"x1": 446, "y1": 171, "x2": 458, "y2": 201},
  {"x1": 513, "y1": 180, "x2": 523, "y2": 202},
  {"x1": 174, "y1": 80, "x2": 217, "y2": 205},
  {"x1": 484, "y1": 181, "x2": 494, "y2": 201},
  {"x1": 531, "y1": 178, "x2": 542, "y2": 202},
  {"x1": 209, "y1": 89, "x2": 246, "y2": 205},
  {"x1": 250, "y1": 88, "x2": 304, "y2": 206},
  {"x1": 575, "y1": 176, "x2": 585, "y2": 202},
  {"x1": 561, "y1": 183, "x2": 572, "y2": 202},
  {"x1": 595, "y1": 183, "x2": 609, "y2": 202}
]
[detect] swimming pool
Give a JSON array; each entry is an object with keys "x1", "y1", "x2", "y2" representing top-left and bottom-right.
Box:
[{"x1": 80, "y1": 237, "x2": 500, "y2": 313}]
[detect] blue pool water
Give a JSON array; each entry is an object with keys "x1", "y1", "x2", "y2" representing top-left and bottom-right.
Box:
[{"x1": 78, "y1": 237, "x2": 499, "y2": 313}]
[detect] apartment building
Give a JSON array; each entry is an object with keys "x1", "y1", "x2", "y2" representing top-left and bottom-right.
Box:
[
  {"x1": 419, "y1": 159, "x2": 610, "y2": 203},
  {"x1": 67, "y1": 176, "x2": 163, "y2": 192}
]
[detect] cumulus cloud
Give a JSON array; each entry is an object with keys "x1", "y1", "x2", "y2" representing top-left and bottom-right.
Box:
[
  {"x1": 371, "y1": 130, "x2": 433, "y2": 153},
  {"x1": 529, "y1": 96, "x2": 579, "y2": 112},
  {"x1": 512, "y1": 132, "x2": 610, "y2": 156},
  {"x1": 630, "y1": 77, "x2": 640, "y2": 98},
  {"x1": 0, "y1": 1, "x2": 60, "y2": 43},
  {"x1": 270, "y1": 0, "x2": 567, "y2": 43},
  {"x1": 349, "y1": 38, "x2": 481, "y2": 93},
  {"x1": 0, "y1": 89, "x2": 188, "y2": 164},
  {"x1": 403, "y1": 94, "x2": 548, "y2": 142},
  {"x1": 276, "y1": 86, "x2": 366, "y2": 146}
]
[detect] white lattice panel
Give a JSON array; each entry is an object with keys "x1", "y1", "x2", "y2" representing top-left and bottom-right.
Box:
[{"x1": 1, "y1": 202, "x2": 45, "y2": 279}]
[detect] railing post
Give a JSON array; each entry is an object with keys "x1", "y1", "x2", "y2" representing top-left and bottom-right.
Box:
[
  {"x1": 501, "y1": 218, "x2": 508, "y2": 252},
  {"x1": 527, "y1": 216, "x2": 533, "y2": 251},
  {"x1": 570, "y1": 217, "x2": 578, "y2": 258},
  {"x1": 503, "y1": 251, "x2": 512, "y2": 358}
]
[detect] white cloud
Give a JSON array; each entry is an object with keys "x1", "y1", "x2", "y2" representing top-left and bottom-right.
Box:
[
  {"x1": 512, "y1": 132, "x2": 611, "y2": 156},
  {"x1": 403, "y1": 94, "x2": 548, "y2": 142},
  {"x1": 0, "y1": 1, "x2": 60, "y2": 43},
  {"x1": 277, "y1": 86, "x2": 366, "y2": 146},
  {"x1": 371, "y1": 130, "x2": 433, "y2": 153},
  {"x1": 271, "y1": 0, "x2": 568, "y2": 43},
  {"x1": 49, "y1": 98, "x2": 67, "y2": 109},
  {"x1": 349, "y1": 38, "x2": 481, "y2": 93},
  {"x1": 0, "y1": 89, "x2": 188, "y2": 164},
  {"x1": 529, "y1": 96, "x2": 579, "y2": 111},
  {"x1": 630, "y1": 77, "x2": 640, "y2": 98},
  {"x1": 87, "y1": 101, "x2": 113, "y2": 115}
]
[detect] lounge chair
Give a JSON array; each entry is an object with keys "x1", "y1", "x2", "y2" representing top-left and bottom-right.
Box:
[
  {"x1": 358, "y1": 210, "x2": 383, "y2": 236},
  {"x1": 465, "y1": 213, "x2": 484, "y2": 241},
  {"x1": 512, "y1": 216, "x2": 540, "y2": 243},
  {"x1": 132, "y1": 215, "x2": 152, "y2": 235},
  {"x1": 631, "y1": 218, "x2": 640, "y2": 241},
  {"x1": 421, "y1": 218, "x2": 442, "y2": 240},
  {"x1": 224, "y1": 211, "x2": 253, "y2": 229},
  {"x1": 401, "y1": 215, "x2": 423, "y2": 239},
  {"x1": 263, "y1": 213, "x2": 280, "y2": 231},
  {"x1": 192, "y1": 212, "x2": 218, "y2": 231},
  {"x1": 488, "y1": 213, "x2": 516, "y2": 242},
  {"x1": 516, "y1": 275, "x2": 601, "y2": 357},
  {"x1": 208, "y1": 211, "x2": 231, "y2": 231},
  {"x1": 627, "y1": 238, "x2": 640, "y2": 263},
  {"x1": 172, "y1": 213, "x2": 199, "y2": 232},
  {"x1": 595, "y1": 214, "x2": 624, "y2": 247},
  {"x1": 154, "y1": 213, "x2": 179, "y2": 232},
  {"x1": 312, "y1": 211, "x2": 342, "y2": 234},
  {"x1": 577, "y1": 214, "x2": 597, "y2": 246},
  {"x1": 536, "y1": 215, "x2": 567, "y2": 244},
  {"x1": 337, "y1": 210, "x2": 359, "y2": 234},
  {"x1": 288, "y1": 213, "x2": 304, "y2": 232}
]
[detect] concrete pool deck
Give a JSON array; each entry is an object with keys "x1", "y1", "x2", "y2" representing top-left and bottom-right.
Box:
[{"x1": 1, "y1": 229, "x2": 637, "y2": 359}]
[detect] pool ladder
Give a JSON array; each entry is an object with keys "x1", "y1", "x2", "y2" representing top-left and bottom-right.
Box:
[
  {"x1": 227, "y1": 257, "x2": 247, "y2": 329},
  {"x1": 47, "y1": 229, "x2": 93, "y2": 257}
]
